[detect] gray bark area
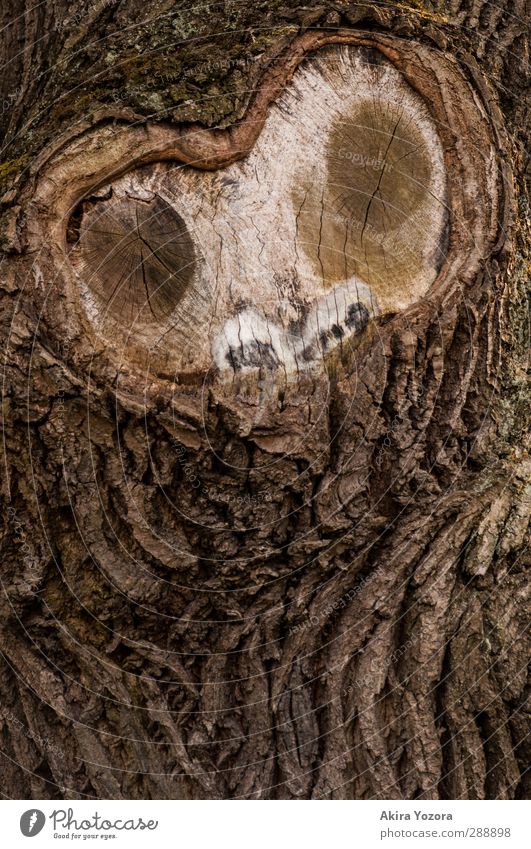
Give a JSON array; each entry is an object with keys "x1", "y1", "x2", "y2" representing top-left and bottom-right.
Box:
[{"x1": 0, "y1": 1, "x2": 529, "y2": 800}]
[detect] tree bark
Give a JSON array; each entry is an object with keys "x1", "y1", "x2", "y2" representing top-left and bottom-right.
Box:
[{"x1": 0, "y1": 0, "x2": 529, "y2": 800}]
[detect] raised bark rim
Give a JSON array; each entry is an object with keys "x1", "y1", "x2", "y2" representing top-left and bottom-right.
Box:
[{"x1": 19, "y1": 29, "x2": 513, "y2": 399}]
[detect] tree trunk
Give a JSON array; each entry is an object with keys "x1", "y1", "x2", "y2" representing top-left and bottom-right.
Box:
[{"x1": 0, "y1": 0, "x2": 529, "y2": 800}]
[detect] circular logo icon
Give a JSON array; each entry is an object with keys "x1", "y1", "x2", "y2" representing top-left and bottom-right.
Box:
[{"x1": 20, "y1": 810, "x2": 46, "y2": 837}]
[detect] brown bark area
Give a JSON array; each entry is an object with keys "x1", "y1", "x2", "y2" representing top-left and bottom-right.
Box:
[{"x1": 0, "y1": 1, "x2": 529, "y2": 800}]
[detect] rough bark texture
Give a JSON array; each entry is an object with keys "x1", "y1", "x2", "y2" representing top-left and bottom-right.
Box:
[{"x1": 0, "y1": 0, "x2": 529, "y2": 800}]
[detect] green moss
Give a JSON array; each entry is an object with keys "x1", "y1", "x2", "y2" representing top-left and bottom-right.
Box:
[
  {"x1": 392, "y1": 0, "x2": 449, "y2": 20},
  {"x1": 0, "y1": 156, "x2": 28, "y2": 190}
]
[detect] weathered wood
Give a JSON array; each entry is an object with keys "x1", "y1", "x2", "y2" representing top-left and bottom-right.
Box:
[
  {"x1": 74, "y1": 191, "x2": 196, "y2": 324},
  {"x1": 0, "y1": 0, "x2": 529, "y2": 801}
]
